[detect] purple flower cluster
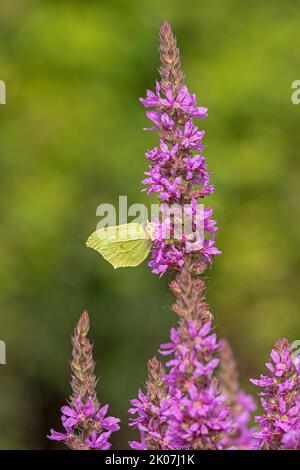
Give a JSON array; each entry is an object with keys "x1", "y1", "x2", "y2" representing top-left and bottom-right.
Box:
[
  {"x1": 162, "y1": 383, "x2": 232, "y2": 450},
  {"x1": 129, "y1": 321, "x2": 233, "y2": 450},
  {"x1": 128, "y1": 357, "x2": 173, "y2": 450},
  {"x1": 128, "y1": 389, "x2": 171, "y2": 450},
  {"x1": 148, "y1": 202, "x2": 220, "y2": 275},
  {"x1": 140, "y1": 51, "x2": 220, "y2": 274},
  {"x1": 160, "y1": 321, "x2": 220, "y2": 388},
  {"x1": 141, "y1": 83, "x2": 208, "y2": 122},
  {"x1": 159, "y1": 321, "x2": 233, "y2": 449},
  {"x1": 48, "y1": 395, "x2": 120, "y2": 450},
  {"x1": 251, "y1": 338, "x2": 300, "y2": 450}
]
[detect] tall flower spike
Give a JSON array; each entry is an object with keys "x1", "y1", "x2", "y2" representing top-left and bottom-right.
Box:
[
  {"x1": 251, "y1": 338, "x2": 300, "y2": 450},
  {"x1": 157, "y1": 292, "x2": 233, "y2": 449},
  {"x1": 130, "y1": 21, "x2": 232, "y2": 451},
  {"x1": 140, "y1": 21, "x2": 220, "y2": 276},
  {"x1": 129, "y1": 269, "x2": 234, "y2": 450},
  {"x1": 48, "y1": 311, "x2": 120, "y2": 450},
  {"x1": 219, "y1": 340, "x2": 256, "y2": 449},
  {"x1": 129, "y1": 357, "x2": 170, "y2": 450}
]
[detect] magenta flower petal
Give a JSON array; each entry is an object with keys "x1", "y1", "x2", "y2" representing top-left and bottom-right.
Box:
[
  {"x1": 61, "y1": 406, "x2": 77, "y2": 418},
  {"x1": 102, "y1": 417, "x2": 121, "y2": 432},
  {"x1": 47, "y1": 429, "x2": 69, "y2": 442}
]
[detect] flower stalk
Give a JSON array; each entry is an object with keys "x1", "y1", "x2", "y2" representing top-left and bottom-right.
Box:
[
  {"x1": 130, "y1": 20, "x2": 233, "y2": 451},
  {"x1": 48, "y1": 311, "x2": 120, "y2": 450},
  {"x1": 129, "y1": 357, "x2": 170, "y2": 450}
]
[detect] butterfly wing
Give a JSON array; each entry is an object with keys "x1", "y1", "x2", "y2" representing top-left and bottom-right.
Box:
[
  {"x1": 86, "y1": 223, "x2": 151, "y2": 269},
  {"x1": 96, "y1": 237, "x2": 151, "y2": 268}
]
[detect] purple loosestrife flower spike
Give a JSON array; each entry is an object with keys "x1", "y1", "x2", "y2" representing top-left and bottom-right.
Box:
[
  {"x1": 129, "y1": 267, "x2": 234, "y2": 449},
  {"x1": 129, "y1": 357, "x2": 171, "y2": 450},
  {"x1": 157, "y1": 277, "x2": 234, "y2": 450},
  {"x1": 130, "y1": 22, "x2": 233, "y2": 451},
  {"x1": 219, "y1": 340, "x2": 256, "y2": 449},
  {"x1": 140, "y1": 22, "x2": 220, "y2": 275},
  {"x1": 48, "y1": 311, "x2": 120, "y2": 450},
  {"x1": 251, "y1": 338, "x2": 300, "y2": 450}
]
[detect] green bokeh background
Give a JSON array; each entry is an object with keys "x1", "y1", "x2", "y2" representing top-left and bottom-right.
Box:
[{"x1": 0, "y1": 0, "x2": 299, "y2": 449}]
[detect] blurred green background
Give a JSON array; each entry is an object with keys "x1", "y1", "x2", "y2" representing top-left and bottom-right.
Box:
[{"x1": 0, "y1": 0, "x2": 299, "y2": 449}]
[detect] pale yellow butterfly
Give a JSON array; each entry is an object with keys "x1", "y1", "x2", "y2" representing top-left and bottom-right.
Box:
[{"x1": 86, "y1": 223, "x2": 152, "y2": 269}]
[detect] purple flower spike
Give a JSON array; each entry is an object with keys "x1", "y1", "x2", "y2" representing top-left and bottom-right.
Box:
[
  {"x1": 159, "y1": 321, "x2": 233, "y2": 449},
  {"x1": 140, "y1": 22, "x2": 220, "y2": 275},
  {"x1": 251, "y1": 338, "x2": 300, "y2": 450},
  {"x1": 48, "y1": 311, "x2": 120, "y2": 450},
  {"x1": 128, "y1": 358, "x2": 173, "y2": 450},
  {"x1": 129, "y1": 267, "x2": 235, "y2": 450},
  {"x1": 49, "y1": 395, "x2": 120, "y2": 450}
]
